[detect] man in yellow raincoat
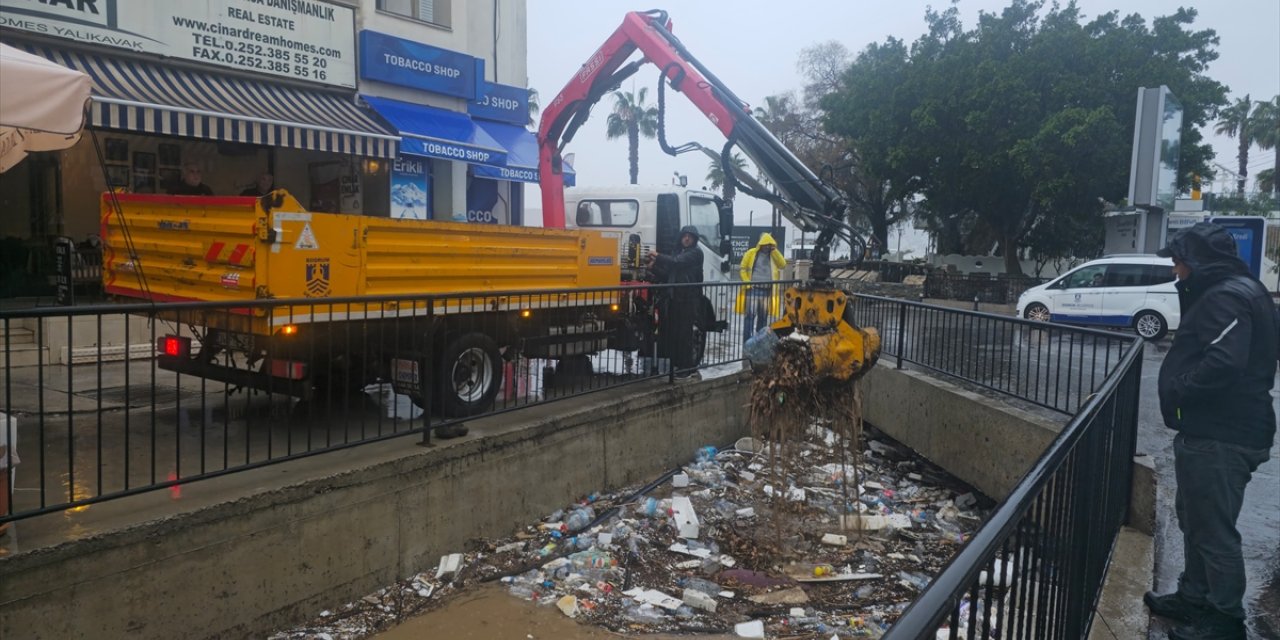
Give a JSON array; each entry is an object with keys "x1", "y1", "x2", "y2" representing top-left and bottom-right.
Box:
[{"x1": 737, "y1": 232, "x2": 786, "y2": 343}]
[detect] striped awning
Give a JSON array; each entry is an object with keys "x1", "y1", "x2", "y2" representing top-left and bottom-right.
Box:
[{"x1": 21, "y1": 43, "x2": 398, "y2": 159}]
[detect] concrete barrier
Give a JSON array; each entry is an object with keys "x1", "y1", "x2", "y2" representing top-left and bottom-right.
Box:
[
  {"x1": 0, "y1": 362, "x2": 1156, "y2": 639},
  {"x1": 862, "y1": 364, "x2": 1156, "y2": 535},
  {"x1": 0, "y1": 374, "x2": 751, "y2": 640}
]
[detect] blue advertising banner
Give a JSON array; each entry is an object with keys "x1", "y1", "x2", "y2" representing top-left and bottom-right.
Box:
[
  {"x1": 469, "y1": 82, "x2": 530, "y2": 126},
  {"x1": 1210, "y1": 216, "x2": 1266, "y2": 279},
  {"x1": 466, "y1": 177, "x2": 501, "y2": 224},
  {"x1": 359, "y1": 31, "x2": 475, "y2": 99},
  {"x1": 472, "y1": 164, "x2": 576, "y2": 187},
  {"x1": 390, "y1": 155, "x2": 430, "y2": 220},
  {"x1": 399, "y1": 137, "x2": 506, "y2": 168}
]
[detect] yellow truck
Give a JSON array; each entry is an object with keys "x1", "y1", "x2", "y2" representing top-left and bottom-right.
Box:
[{"x1": 101, "y1": 190, "x2": 625, "y2": 417}]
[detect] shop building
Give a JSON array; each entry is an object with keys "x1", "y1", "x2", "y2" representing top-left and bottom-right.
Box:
[{"x1": 0, "y1": 0, "x2": 551, "y2": 307}]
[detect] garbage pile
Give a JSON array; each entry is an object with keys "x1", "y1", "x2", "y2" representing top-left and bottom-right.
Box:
[{"x1": 270, "y1": 423, "x2": 987, "y2": 639}]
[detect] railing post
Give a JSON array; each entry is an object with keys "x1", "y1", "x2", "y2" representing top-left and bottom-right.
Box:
[
  {"x1": 419, "y1": 297, "x2": 434, "y2": 447},
  {"x1": 895, "y1": 300, "x2": 906, "y2": 369}
]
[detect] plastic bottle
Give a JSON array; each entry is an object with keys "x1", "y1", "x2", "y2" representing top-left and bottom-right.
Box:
[
  {"x1": 565, "y1": 506, "x2": 595, "y2": 531},
  {"x1": 685, "y1": 577, "x2": 721, "y2": 595},
  {"x1": 623, "y1": 604, "x2": 667, "y2": 624},
  {"x1": 568, "y1": 549, "x2": 615, "y2": 575},
  {"x1": 695, "y1": 445, "x2": 718, "y2": 463}
]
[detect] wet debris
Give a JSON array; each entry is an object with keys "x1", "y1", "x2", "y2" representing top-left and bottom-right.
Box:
[
  {"x1": 274, "y1": 340, "x2": 990, "y2": 639},
  {"x1": 272, "y1": 419, "x2": 990, "y2": 639}
]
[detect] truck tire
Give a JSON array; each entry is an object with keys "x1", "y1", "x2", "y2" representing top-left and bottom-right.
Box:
[{"x1": 438, "y1": 332, "x2": 502, "y2": 417}]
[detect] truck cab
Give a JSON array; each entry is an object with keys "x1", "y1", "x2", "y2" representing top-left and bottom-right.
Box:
[{"x1": 564, "y1": 185, "x2": 732, "y2": 285}]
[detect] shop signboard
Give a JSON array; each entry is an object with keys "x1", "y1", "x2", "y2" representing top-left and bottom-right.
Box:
[
  {"x1": 0, "y1": 0, "x2": 357, "y2": 88},
  {"x1": 390, "y1": 155, "x2": 430, "y2": 220},
  {"x1": 359, "y1": 30, "x2": 475, "y2": 99},
  {"x1": 469, "y1": 81, "x2": 529, "y2": 126}
]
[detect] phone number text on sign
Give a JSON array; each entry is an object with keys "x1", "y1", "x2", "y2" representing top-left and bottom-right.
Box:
[{"x1": 190, "y1": 34, "x2": 335, "y2": 82}]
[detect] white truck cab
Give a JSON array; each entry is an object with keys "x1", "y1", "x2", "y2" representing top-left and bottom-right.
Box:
[{"x1": 564, "y1": 185, "x2": 732, "y2": 285}]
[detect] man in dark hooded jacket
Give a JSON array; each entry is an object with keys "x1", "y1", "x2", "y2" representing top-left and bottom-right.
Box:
[
  {"x1": 1144, "y1": 222, "x2": 1277, "y2": 640},
  {"x1": 648, "y1": 226, "x2": 704, "y2": 378}
]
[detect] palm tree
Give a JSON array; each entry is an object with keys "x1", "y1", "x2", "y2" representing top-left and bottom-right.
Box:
[
  {"x1": 1250, "y1": 95, "x2": 1279, "y2": 198},
  {"x1": 527, "y1": 88, "x2": 540, "y2": 127},
  {"x1": 706, "y1": 152, "x2": 749, "y2": 203},
  {"x1": 605, "y1": 88, "x2": 659, "y2": 184},
  {"x1": 1257, "y1": 169, "x2": 1276, "y2": 196},
  {"x1": 752, "y1": 94, "x2": 800, "y2": 146},
  {"x1": 1215, "y1": 95, "x2": 1255, "y2": 195}
]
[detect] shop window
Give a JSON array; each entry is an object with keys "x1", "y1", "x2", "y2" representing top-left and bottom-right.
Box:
[{"x1": 378, "y1": 0, "x2": 451, "y2": 28}]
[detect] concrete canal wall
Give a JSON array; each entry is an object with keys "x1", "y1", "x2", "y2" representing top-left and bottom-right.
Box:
[{"x1": 0, "y1": 364, "x2": 1152, "y2": 639}]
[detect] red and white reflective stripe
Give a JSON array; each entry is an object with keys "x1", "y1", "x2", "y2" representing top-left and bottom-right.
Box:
[
  {"x1": 204, "y1": 242, "x2": 225, "y2": 262},
  {"x1": 269, "y1": 360, "x2": 308, "y2": 380},
  {"x1": 227, "y1": 244, "x2": 250, "y2": 265}
]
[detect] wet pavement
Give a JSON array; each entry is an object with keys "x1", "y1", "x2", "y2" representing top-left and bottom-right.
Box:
[{"x1": 1137, "y1": 341, "x2": 1280, "y2": 640}]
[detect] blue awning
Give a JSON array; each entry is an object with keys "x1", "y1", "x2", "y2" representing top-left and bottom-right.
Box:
[
  {"x1": 362, "y1": 95, "x2": 507, "y2": 168},
  {"x1": 22, "y1": 43, "x2": 398, "y2": 159},
  {"x1": 471, "y1": 120, "x2": 575, "y2": 186}
]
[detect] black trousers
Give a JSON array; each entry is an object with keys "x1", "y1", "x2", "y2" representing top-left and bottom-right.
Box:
[
  {"x1": 1173, "y1": 432, "x2": 1271, "y2": 620},
  {"x1": 658, "y1": 295, "x2": 697, "y2": 370}
]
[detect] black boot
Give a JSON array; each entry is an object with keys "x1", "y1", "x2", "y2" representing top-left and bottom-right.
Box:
[
  {"x1": 1168, "y1": 613, "x2": 1246, "y2": 640},
  {"x1": 1144, "y1": 591, "x2": 1211, "y2": 623}
]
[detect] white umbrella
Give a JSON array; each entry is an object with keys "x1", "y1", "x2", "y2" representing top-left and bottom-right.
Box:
[{"x1": 0, "y1": 43, "x2": 91, "y2": 173}]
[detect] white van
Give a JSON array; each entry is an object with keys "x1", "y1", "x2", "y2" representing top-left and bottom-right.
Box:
[{"x1": 1016, "y1": 255, "x2": 1180, "y2": 340}]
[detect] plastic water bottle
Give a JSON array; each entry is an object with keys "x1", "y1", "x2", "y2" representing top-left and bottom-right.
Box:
[
  {"x1": 565, "y1": 506, "x2": 595, "y2": 531},
  {"x1": 744, "y1": 329, "x2": 780, "y2": 368}
]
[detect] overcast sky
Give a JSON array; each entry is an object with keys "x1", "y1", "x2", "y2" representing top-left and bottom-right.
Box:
[{"x1": 524, "y1": 1, "x2": 1279, "y2": 232}]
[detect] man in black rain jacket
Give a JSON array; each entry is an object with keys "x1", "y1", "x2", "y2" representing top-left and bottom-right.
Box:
[
  {"x1": 1144, "y1": 222, "x2": 1277, "y2": 640},
  {"x1": 648, "y1": 226, "x2": 704, "y2": 378}
]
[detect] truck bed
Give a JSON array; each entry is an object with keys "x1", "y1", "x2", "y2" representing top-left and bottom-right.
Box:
[{"x1": 102, "y1": 191, "x2": 621, "y2": 335}]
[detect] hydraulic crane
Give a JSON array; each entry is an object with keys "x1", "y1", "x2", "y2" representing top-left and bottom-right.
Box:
[{"x1": 537, "y1": 9, "x2": 880, "y2": 381}]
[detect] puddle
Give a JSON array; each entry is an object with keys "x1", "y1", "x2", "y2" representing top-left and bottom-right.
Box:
[{"x1": 373, "y1": 584, "x2": 735, "y2": 640}]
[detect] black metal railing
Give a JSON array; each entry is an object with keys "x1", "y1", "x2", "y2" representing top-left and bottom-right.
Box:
[
  {"x1": 850, "y1": 294, "x2": 1134, "y2": 414},
  {"x1": 883, "y1": 332, "x2": 1144, "y2": 639},
  {"x1": 0, "y1": 281, "x2": 786, "y2": 523},
  {"x1": 925, "y1": 272, "x2": 1048, "y2": 304}
]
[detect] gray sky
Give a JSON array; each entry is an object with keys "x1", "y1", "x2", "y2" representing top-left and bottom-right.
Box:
[{"x1": 526, "y1": 1, "x2": 1279, "y2": 230}]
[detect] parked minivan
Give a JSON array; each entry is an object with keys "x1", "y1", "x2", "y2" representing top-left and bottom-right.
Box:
[{"x1": 1016, "y1": 255, "x2": 1179, "y2": 340}]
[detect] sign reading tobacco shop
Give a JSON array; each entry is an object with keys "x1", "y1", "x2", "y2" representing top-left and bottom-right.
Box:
[{"x1": 0, "y1": 0, "x2": 356, "y2": 88}]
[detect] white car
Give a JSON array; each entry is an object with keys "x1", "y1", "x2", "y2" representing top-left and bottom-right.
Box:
[{"x1": 1016, "y1": 255, "x2": 1180, "y2": 340}]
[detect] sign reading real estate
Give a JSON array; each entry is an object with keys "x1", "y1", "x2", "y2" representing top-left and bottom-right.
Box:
[
  {"x1": 0, "y1": 0, "x2": 357, "y2": 87},
  {"x1": 359, "y1": 30, "x2": 474, "y2": 99}
]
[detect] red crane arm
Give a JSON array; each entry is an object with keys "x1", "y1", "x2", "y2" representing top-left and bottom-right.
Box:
[
  {"x1": 535, "y1": 10, "x2": 861, "y2": 275},
  {"x1": 537, "y1": 11, "x2": 734, "y2": 229}
]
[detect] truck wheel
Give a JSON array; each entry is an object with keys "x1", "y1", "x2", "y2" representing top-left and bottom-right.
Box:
[{"x1": 438, "y1": 333, "x2": 501, "y2": 417}]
